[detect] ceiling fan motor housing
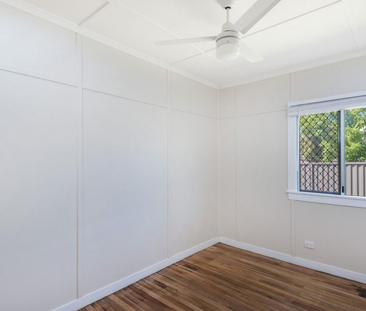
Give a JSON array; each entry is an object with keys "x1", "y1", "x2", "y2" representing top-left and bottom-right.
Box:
[
  {"x1": 216, "y1": 30, "x2": 241, "y2": 61},
  {"x1": 218, "y1": 0, "x2": 237, "y2": 10}
]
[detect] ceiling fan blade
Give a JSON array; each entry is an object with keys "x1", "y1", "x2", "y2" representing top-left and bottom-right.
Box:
[
  {"x1": 240, "y1": 43, "x2": 264, "y2": 63},
  {"x1": 155, "y1": 36, "x2": 216, "y2": 47},
  {"x1": 234, "y1": 0, "x2": 281, "y2": 35}
]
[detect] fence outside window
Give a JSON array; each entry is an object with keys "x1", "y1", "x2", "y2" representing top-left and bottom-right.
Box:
[{"x1": 300, "y1": 162, "x2": 366, "y2": 197}]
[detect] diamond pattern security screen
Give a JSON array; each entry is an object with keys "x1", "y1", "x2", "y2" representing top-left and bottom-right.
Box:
[
  {"x1": 299, "y1": 111, "x2": 341, "y2": 194},
  {"x1": 345, "y1": 107, "x2": 366, "y2": 197}
]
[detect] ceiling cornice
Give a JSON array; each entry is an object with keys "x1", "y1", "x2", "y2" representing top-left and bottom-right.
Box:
[
  {"x1": 218, "y1": 48, "x2": 366, "y2": 89},
  {"x1": 2, "y1": 0, "x2": 364, "y2": 90},
  {"x1": 0, "y1": 0, "x2": 219, "y2": 89}
]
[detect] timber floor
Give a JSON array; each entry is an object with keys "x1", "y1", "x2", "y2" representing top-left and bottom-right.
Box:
[{"x1": 80, "y1": 243, "x2": 366, "y2": 311}]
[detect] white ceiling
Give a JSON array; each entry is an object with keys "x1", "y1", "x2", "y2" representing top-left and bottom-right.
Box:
[{"x1": 12, "y1": 0, "x2": 366, "y2": 88}]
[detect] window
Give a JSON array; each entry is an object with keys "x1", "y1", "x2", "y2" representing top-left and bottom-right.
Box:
[
  {"x1": 299, "y1": 111, "x2": 341, "y2": 194},
  {"x1": 288, "y1": 92, "x2": 366, "y2": 208},
  {"x1": 345, "y1": 107, "x2": 366, "y2": 197}
]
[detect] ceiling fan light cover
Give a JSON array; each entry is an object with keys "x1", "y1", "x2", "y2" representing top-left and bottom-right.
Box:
[
  {"x1": 216, "y1": 36, "x2": 241, "y2": 61},
  {"x1": 216, "y1": 43, "x2": 240, "y2": 61}
]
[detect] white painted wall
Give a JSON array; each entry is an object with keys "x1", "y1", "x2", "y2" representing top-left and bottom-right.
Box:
[
  {"x1": 0, "y1": 71, "x2": 78, "y2": 311},
  {"x1": 169, "y1": 110, "x2": 218, "y2": 256},
  {"x1": 81, "y1": 90, "x2": 168, "y2": 296},
  {"x1": 219, "y1": 55, "x2": 366, "y2": 275},
  {"x1": 0, "y1": 4, "x2": 218, "y2": 311},
  {"x1": 2, "y1": 2, "x2": 366, "y2": 310}
]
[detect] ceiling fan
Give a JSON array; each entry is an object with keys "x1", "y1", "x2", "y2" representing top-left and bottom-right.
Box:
[{"x1": 155, "y1": 0, "x2": 281, "y2": 63}]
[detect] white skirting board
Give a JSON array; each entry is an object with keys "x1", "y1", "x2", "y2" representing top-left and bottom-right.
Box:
[
  {"x1": 53, "y1": 238, "x2": 219, "y2": 311},
  {"x1": 55, "y1": 236, "x2": 365, "y2": 311},
  {"x1": 219, "y1": 237, "x2": 366, "y2": 284}
]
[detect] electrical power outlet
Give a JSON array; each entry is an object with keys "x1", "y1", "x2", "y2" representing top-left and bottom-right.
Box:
[{"x1": 304, "y1": 241, "x2": 315, "y2": 249}]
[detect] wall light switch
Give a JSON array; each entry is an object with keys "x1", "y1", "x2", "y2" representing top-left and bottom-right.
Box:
[{"x1": 304, "y1": 241, "x2": 315, "y2": 249}]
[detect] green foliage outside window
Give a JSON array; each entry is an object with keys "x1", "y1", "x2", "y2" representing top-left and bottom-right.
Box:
[
  {"x1": 300, "y1": 111, "x2": 339, "y2": 163},
  {"x1": 299, "y1": 107, "x2": 366, "y2": 163},
  {"x1": 345, "y1": 108, "x2": 366, "y2": 162}
]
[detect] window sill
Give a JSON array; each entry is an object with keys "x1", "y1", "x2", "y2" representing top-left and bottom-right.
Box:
[{"x1": 287, "y1": 191, "x2": 366, "y2": 209}]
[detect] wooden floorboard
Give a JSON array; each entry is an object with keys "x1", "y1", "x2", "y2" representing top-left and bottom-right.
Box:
[{"x1": 79, "y1": 243, "x2": 366, "y2": 311}]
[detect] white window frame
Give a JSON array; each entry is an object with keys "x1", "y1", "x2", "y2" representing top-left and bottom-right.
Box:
[{"x1": 287, "y1": 91, "x2": 366, "y2": 209}]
